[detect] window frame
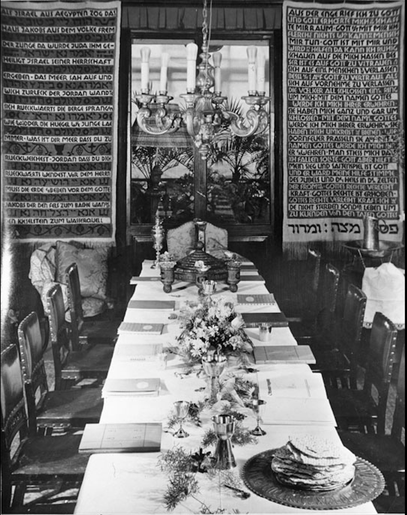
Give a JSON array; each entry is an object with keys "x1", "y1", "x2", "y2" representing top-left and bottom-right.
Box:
[{"x1": 125, "y1": 29, "x2": 281, "y2": 244}]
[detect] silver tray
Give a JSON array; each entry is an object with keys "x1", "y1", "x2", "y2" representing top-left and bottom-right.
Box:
[
  {"x1": 242, "y1": 449, "x2": 385, "y2": 510},
  {"x1": 343, "y1": 240, "x2": 404, "y2": 258}
]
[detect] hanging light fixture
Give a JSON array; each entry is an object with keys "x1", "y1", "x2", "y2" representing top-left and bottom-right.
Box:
[{"x1": 133, "y1": 0, "x2": 270, "y2": 160}]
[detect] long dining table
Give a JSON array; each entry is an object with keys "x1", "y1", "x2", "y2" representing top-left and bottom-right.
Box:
[{"x1": 74, "y1": 258, "x2": 379, "y2": 515}]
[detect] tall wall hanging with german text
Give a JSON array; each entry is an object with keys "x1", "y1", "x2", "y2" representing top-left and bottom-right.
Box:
[
  {"x1": 1, "y1": 1, "x2": 121, "y2": 241},
  {"x1": 282, "y1": 1, "x2": 404, "y2": 251}
]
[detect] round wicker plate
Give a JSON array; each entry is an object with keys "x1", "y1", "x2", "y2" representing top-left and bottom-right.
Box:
[{"x1": 242, "y1": 449, "x2": 385, "y2": 510}]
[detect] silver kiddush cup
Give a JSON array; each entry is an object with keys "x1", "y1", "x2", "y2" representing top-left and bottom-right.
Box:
[{"x1": 212, "y1": 414, "x2": 236, "y2": 469}]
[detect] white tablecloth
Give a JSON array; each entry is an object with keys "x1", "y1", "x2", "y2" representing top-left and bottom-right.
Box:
[{"x1": 74, "y1": 260, "x2": 377, "y2": 515}]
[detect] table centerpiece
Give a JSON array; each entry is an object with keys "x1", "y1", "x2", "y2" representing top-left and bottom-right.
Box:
[
  {"x1": 173, "y1": 295, "x2": 254, "y2": 404},
  {"x1": 176, "y1": 295, "x2": 253, "y2": 370}
]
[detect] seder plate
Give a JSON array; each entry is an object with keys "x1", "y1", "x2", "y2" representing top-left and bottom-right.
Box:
[{"x1": 242, "y1": 449, "x2": 385, "y2": 510}]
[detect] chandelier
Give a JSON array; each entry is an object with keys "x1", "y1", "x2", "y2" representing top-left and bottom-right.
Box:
[{"x1": 133, "y1": 0, "x2": 270, "y2": 160}]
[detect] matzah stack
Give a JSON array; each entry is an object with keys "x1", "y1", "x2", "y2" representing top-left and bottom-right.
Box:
[{"x1": 271, "y1": 436, "x2": 356, "y2": 491}]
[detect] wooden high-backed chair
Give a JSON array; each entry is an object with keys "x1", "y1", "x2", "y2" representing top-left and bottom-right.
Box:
[
  {"x1": 47, "y1": 284, "x2": 114, "y2": 390},
  {"x1": 166, "y1": 220, "x2": 228, "y2": 261},
  {"x1": 291, "y1": 262, "x2": 340, "y2": 345},
  {"x1": 310, "y1": 284, "x2": 367, "y2": 388},
  {"x1": 326, "y1": 312, "x2": 398, "y2": 434},
  {"x1": 282, "y1": 248, "x2": 321, "y2": 321},
  {"x1": 339, "y1": 348, "x2": 406, "y2": 513},
  {"x1": 1, "y1": 344, "x2": 90, "y2": 511},
  {"x1": 65, "y1": 262, "x2": 119, "y2": 350},
  {"x1": 18, "y1": 311, "x2": 103, "y2": 435},
  {"x1": 339, "y1": 345, "x2": 405, "y2": 504}
]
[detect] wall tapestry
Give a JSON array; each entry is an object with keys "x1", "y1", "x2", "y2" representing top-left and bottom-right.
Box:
[
  {"x1": 282, "y1": 1, "x2": 404, "y2": 252},
  {"x1": 1, "y1": 1, "x2": 121, "y2": 241}
]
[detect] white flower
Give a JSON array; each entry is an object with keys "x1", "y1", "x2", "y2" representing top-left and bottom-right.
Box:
[
  {"x1": 231, "y1": 315, "x2": 244, "y2": 331},
  {"x1": 176, "y1": 295, "x2": 252, "y2": 363}
]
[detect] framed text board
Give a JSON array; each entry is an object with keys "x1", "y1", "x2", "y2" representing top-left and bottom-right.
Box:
[
  {"x1": 1, "y1": 2, "x2": 121, "y2": 241},
  {"x1": 282, "y1": 1, "x2": 404, "y2": 247}
]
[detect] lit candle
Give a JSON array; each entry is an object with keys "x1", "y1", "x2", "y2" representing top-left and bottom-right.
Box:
[
  {"x1": 140, "y1": 46, "x2": 151, "y2": 92},
  {"x1": 247, "y1": 46, "x2": 257, "y2": 94},
  {"x1": 160, "y1": 52, "x2": 169, "y2": 93},
  {"x1": 257, "y1": 50, "x2": 266, "y2": 94},
  {"x1": 186, "y1": 42, "x2": 198, "y2": 92},
  {"x1": 212, "y1": 52, "x2": 222, "y2": 93}
]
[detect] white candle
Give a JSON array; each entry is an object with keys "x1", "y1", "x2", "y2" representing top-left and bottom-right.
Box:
[
  {"x1": 247, "y1": 46, "x2": 257, "y2": 94},
  {"x1": 257, "y1": 50, "x2": 266, "y2": 94},
  {"x1": 140, "y1": 46, "x2": 151, "y2": 92},
  {"x1": 160, "y1": 52, "x2": 169, "y2": 93},
  {"x1": 212, "y1": 52, "x2": 222, "y2": 93},
  {"x1": 186, "y1": 42, "x2": 198, "y2": 92}
]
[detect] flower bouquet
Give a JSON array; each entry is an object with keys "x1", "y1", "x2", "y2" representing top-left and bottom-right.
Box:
[{"x1": 176, "y1": 296, "x2": 253, "y2": 369}]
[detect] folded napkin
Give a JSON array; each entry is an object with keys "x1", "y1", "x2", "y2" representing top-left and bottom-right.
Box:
[{"x1": 362, "y1": 263, "x2": 405, "y2": 326}]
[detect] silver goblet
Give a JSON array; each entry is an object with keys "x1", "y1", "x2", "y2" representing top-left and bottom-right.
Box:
[
  {"x1": 251, "y1": 398, "x2": 266, "y2": 436},
  {"x1": 173, "y1": 400, "x2": 190, "y2": 438},
  {"x1": 212, "y1": 414, "x2": 236, "y2": 469}
]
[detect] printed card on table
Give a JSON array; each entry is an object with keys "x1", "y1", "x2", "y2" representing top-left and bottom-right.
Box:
[
  {"x1": 79, "y1": 423, "x2": 162, "y2": 453},
  {"x1": 237, "y1": 294, "x2": 275, "y2": 306},
  {"x1": 242, "y1": 312, "x2": 288, "y2": 327},
  {"x1": 240, "y1": 263, "x2": 258, "y2": 270},
  {"x1": 263, "y1": 372, "x2": 326, "y2": 398},
  {"x1": 113, "y1": 343, "x2": 163, "y2": 361},
  {"x1": 128, "y1": 300, "x2": 175, "y2": 310},
  {"x1": 118, "y1": 322, "x2": 164, "y2": 335},
  {"x1": 254, "y1": 345, "x2": 315, "y2": 364},
  {"x1": 103, "y1": 377, "x2": 161, "y2": 397},
  {"x1": 130, "y1": 276, "x2": 161, "y2": 284},
  {"x1": 239, "y1": 275, "x2": 265, "y2": 282}
]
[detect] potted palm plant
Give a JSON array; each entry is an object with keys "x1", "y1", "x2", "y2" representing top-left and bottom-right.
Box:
[{"x1": 131, "y1": 146, "x2": 194, "y2": 223}]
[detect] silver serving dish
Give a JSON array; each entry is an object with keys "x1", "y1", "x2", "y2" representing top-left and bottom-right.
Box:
[
  {"x1": 343, "y1": 240, "x2": 404, "y2": 259},
  {"x1": 174, "y1": 244, "x2": 228, "y2": 282}
]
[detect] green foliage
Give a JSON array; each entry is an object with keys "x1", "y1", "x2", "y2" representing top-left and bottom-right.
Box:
[
  {"x1": 164, "y1": 471, "x2": 200, "y2": 511},
  {"x1": 159, "y1": 446, "x2": 247, "y2": 512},
  {"x1": 132, "y1": 146, "x2": 194, "y2": 181},
  {"x1": 201, "y1": 422, "x2": 257, "y2": 449},
  {"x1": 166, "y1": 401, "x2": 204, "y2": 429}
]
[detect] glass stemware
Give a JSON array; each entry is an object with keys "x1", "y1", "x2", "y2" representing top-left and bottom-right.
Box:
[
  {"x1": 173, "y1": 400, "x2": 190, "y2": 438},
  {"x1": 251, "y1": 398, "x2": 266, "y2": 436}
]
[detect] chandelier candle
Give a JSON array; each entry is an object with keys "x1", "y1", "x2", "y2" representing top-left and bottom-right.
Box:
[
  {"x1": 160, "y1": 52, "x2": 169, "y2": 93},
  {"x1": 257, "y1": 51, "x2": 266, "y2": 94},
  {"x1": 213, "y1": 51, "x2": 222, "y2": 93},
  {"x1": 247, "y1": 47, "x2": 257, "y2": 94},
  {"x1": 186, "y1": 42, "x2": 198, "y2": 92},
  {"x1": 140, "y1": 46, "x2": 151, "y2": 92}
]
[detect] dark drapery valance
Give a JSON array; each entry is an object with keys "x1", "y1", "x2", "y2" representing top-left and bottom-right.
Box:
[{"x1": 123, "y1": 6, "x2": 281, "y2": 31}]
